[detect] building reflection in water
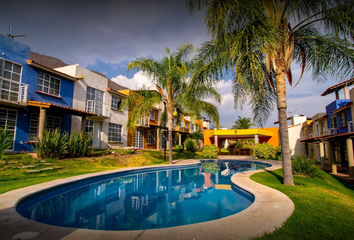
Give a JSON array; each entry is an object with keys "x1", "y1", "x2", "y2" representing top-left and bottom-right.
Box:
[{"x1": 20, "y1": 161, "x2": 263, "y2": 230}]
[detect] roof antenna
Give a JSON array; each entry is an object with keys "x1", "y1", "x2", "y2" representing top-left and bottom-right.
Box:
[{"x1": 6, "y1": 26, "x2": 25, "y2": 39}]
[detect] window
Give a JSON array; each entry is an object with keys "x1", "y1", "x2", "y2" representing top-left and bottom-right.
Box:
[
  {"x1": 180, "y1": 121, "x2": 184, "y2": 128},
  {"x1": 111, "y1": 95, "x2": 122, "y2": 110},
  {"x1": 134, "y1": 128, "x2": 144, "y2": 148},
  {"x1": 37, "y1": 72, "x2": 60, "y2": 96},
  {"x1": 191, "y1": 124, "x2": 194, "y2": 132},
  {"x1": 320, "y1": 122, "x2": 325, "y2": 134},
  {"x1": 29, "y1": 113, "x2": 61, "y2": 141},
  {"x1": 147, "y1": 130, "x2": 155, "y2": 144},
  {"x1": 331, "y1": 117, "x2": 337, "y2": 129},
  {"x1": 86, "y1": 87, "x2": 104, "y2": 115},
  {"x1": 108, "y1": 123, "x2": 122, "y2": 142},
  {"x1": 149, "y1": 110, "x2": 155, "y2": 120},
  {"x1": 340, "y1": 112, "x2": 347, "y2": 126},
  {"x1": 0, "y1": 108, "x2": 17, "y2": 150},
  {"x1": 172, "y1": 118, "x2": 176, "y2": 126},
  {"x1": 324, "y1": 143, "x2": 327, "y2": 158},
  {"x1": 0, "y1": 58, "x2": 22, "y2": 101}
]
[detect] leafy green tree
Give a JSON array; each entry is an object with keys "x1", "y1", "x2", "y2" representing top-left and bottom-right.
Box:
[
  {"x1": 124, "y1": 43, "x2": 221, "y2": 164},
  {"x1": 186, "y1": 0, "x2": 354, "y2": 185},
  {"x1": 231, "y1": 116, "x2": 255, "y2": 129}
]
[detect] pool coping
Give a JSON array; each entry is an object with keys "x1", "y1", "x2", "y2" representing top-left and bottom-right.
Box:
[{"x1": 0, "y1": 158, "x2": 294, "y2": 240}]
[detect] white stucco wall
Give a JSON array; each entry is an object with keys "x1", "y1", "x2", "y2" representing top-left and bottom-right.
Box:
[
  {"x1": 288, "y1": 123, "x2": 306, "y2": 156},
  {"x1": 55, "y1": 65, "x2": 128, "y2": 148}
]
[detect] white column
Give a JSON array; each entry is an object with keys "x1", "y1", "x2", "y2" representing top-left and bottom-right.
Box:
[
  {"x1": 344, "y1": 85, "x2": 349, "y2": 99},
  {"x1": 38, "y1": 108, "x2": 46, "y2": 142},
  {"x1": 81, "y1": 116, "x2": 87, "y2": 133},
  {"x1": 214, "y1": 135, "x2": 218, "y2": 147},
  {"x1": 179, "y1": 134, "x2": 181, "y2": 145},
  {"x1": 319, "y1": 142, "x2": 325, "y2": 170},
  {"x1": 254, "y1": 134, "x2": 259, "y2": 144},
  {"x1": 346, "y1": 138, "x2": 354, "y2": 178},
  {"x1": 329, "y1": 141, "x2": 337, "y2": 174}
]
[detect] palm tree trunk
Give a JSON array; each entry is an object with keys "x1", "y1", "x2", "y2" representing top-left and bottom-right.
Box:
[
  {"x1": 275, "y1": 68, "x2": 294, "y2": 186},
  {"x1": 167, "y1": 110, "x2": 173, "y2": 164}
]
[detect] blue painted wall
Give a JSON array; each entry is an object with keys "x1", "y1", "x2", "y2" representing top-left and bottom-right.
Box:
[
  {"x1": 325, "y1": 99, "x2": 352, "y2": 134},
  {"x1": 23, "y1": 67, "x2": 74, "y2": 108},
  {"x1": 0, "y1": 34, "x2": 74, "y2": 151}
]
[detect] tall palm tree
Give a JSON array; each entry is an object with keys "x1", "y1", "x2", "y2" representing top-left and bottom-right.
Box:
[
  {"x1": 124, "y1": 43, "x2": 221, "y2": 164},
  {"x1": 232, "y1": 116, "x2": 255, "y2": 129},
  {"x1": 186, "y1": 0, "x2": 354, "y2": 185}
]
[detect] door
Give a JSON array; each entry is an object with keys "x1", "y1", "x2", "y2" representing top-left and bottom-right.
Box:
[
  {"x1": 134, "y1": 128, "x2": 144, "y2": 148},
  {"x1": 92, "y1": 121, "x2": 102, "y2": 148}
]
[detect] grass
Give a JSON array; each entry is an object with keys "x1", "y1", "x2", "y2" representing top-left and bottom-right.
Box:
[
  {"x1": 0, "y1": 150, "x2": 203, "y2": 194},
  {"x1": 251, "y1": 169, "x2": 354, "y2": 240}
]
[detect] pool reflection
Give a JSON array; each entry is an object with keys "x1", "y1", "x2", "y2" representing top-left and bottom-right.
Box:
[{"x1": 19, "y1": 161, "x2": 267, "y2": 230}]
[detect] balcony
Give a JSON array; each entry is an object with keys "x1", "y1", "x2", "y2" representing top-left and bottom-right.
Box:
[
  {"x1": 0, "y1": 78, "x2": 28, "y2": 106},
  {"x1": 328, "y1": 128, "x2": 338, "y2": 135},
  {"x1": 86, "y1": 100, "x2": 110, "y2": 118},
  {"x1": 137, "y1": 116, "x2": 150, "y2": 127},
  {"x1": 180, "y1": 127, "x2": 190, "y2": 132}
]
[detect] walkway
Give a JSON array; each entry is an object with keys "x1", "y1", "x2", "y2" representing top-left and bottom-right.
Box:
[{"x1": 0, "y1": 158, "x2": 294, "y2": 240}]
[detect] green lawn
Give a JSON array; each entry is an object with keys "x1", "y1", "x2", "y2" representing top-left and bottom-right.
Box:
[
  {"x1": 0, "y1": 150, "x2": 203, "y2": 194},
  {"x1": 251, "y1": 169, "x2": 354, "y2": 240}
]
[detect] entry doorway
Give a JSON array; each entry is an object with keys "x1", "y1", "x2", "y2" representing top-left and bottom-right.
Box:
[
  {"x1": 86, "y1": 120, "x2": 102, "y2": 148},
  {"x1": 134, "y1": 128, "x2": 144, "y2": 148}
]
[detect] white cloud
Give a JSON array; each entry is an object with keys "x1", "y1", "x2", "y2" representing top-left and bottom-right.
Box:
[{"x1": 111, "y1": 71, "x2": 155, "y2": 90}]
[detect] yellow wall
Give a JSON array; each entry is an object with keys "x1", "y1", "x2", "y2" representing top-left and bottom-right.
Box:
[{"x1": 203, "y1": 127, "x2": 279, "y2": 148}]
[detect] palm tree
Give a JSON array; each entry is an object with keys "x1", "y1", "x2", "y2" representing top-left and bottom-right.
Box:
[
  {"x1": 124, "y1": 43, "x2": 221, "y2": 164},
  {"x1": 186, "y1": 0, "x2": 354, "y2": 185},
  {"x1": 232, "y1": 116, "x2": 255, "y2": 129}
]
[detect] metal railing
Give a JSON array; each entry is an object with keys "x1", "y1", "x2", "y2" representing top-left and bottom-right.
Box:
[
  {"x1": 137, "y1": 116, "x2": 150, "y2": 127},
  {"x1": 328, "y1": 128, "x2": 338, "y2": 135},
  {"x1": 86, "y1": 100, "x2": 110, "y2": 117},
  {"x1": 0, "y1": 78, "x2": 28, "y2": 104}
]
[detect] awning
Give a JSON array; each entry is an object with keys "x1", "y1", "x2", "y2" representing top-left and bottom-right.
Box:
[
  {"x1": 321, "y1": 78, "x2": 354, "y2": 96},
  {"x1": 27, "y1": 100, "x2": 98, "y2": 117}
]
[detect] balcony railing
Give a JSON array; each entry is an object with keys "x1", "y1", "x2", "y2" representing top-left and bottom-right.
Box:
[
  {"x1": 328, "y1": 128, "x2": 338, "y2": 135},
  {"x1": 137, "y1": 116, "x2": 150, "y2": 127},
  {"x1": 180, "y1": 127, "x2": 190, "y2": 132},
  {"x1": 0, "y1": 78, "x2": 28, "y2": 104},
  {"x1": 348, "y1": 121, "x2": 354, "y2": 132},
  {"x1": 86, "y1": 100, "x2": 110, "y2": 117}
]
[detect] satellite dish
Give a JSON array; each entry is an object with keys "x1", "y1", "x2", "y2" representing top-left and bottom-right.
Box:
[{"x1": 6, "y1": 26, "x2": 25, "y2": 39}]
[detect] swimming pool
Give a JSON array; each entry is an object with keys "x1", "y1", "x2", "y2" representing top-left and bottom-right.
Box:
[{"x1": 16, "y1": 160, "x2": 271, "y2": 231}]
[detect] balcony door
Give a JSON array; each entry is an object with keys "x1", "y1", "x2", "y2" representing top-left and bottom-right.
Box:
[{"x1": 134, "y1": 128, "x2": 144, "y2": 148}]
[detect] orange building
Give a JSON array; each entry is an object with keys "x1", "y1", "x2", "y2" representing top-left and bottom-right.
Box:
[{"x1": 204, "y1": 127, "x2": 279, "y2": 150}]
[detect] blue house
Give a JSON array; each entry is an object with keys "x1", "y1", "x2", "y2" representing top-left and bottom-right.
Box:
[
  {"x1": 321, "y1": 79, "x2": 354, "y2": 170},
  {"x1": 0, "y1": 34, "x2": 96, "y2": 151}
]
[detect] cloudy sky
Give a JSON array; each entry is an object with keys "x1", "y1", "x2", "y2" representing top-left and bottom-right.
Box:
[{"x1": 1, "y1": 0, "x2": 350, "y2": 128}]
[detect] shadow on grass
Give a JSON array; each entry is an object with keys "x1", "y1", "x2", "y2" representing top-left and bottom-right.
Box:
[{"x1": 264, "y1": 169, "x2": 284, "y2": 184}]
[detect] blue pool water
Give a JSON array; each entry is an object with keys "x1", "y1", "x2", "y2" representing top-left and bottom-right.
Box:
[{"x1": 17, "y1": 160, "x2": 270, "y2": 230}]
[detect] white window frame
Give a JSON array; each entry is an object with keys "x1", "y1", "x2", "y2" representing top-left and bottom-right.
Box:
[
  {"x1": 29, "y1": 113, "x2": 61, "y2": 141},
  {"x1": 108, "y1": 123, "x2": 122, "y2": 142},
  {"x1": 340, "y1": 112, "x2": 347, "y2": 126},
  {"x1": 149, "y1": 110, "x2": 155, "y2": 120},
  {"x1": 37, "y1": 72, "x2": 61, "y2": 96},
  {"x1": 86, "y1": 86, "x2": 104, "y2": 114},
  {"x1": 111, "y1": 95, "x2": 122, "y2": 110},
  {"x1": 0, "y1": 58, "x2": 22, "y2": 102},
  {"x1": 0, "y1": 107, "x2": 17, "y2": 150},
  {"x1": 147, "y1": 130, "x2": 155, "y2": 144}
]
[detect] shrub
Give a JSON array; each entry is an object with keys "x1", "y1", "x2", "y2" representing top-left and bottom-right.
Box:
[
  {"x1": 124, "y1": 147, "x2": 137, "y2": 154},
  {"x1": 274, "y1": 145, "x2": 282, "y2": 160},
  {"x1": 184, "y1": 138, "x2": 197, "y2": 152},
  {"x1": 254, "y1": 142, "x2": 274, "y2": 158},
  {"x1": 292, "y1": 155, "x2": 320, "y2": 178},
  {"x1": 202, "y1": 144, "x2": 219, "y2": 158},
  {"x1": 0, "y1": 128, "x2": 12, "y2": 162},
  {"x1": 202, "y1": 162, "x2": 220, "y2": 174},
  {"x1": 66, "y1": 131, "x2": 93, "y2": 157},
  {"x1": 175, "y1": 144, "x2": 184, "y2": 152},
  {"x1": 35, "y1": 129, "x2": 68, "y2": 159}
]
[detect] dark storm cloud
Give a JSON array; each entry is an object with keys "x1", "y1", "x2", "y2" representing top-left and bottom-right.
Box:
[{"x1": 1, "y1": 0, "x2": 207, "y2": 66}]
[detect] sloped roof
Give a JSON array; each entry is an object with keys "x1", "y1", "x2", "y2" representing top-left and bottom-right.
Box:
[
  {"x1": 27, "y1": 60, "x2": 79, "y2": 81},
  {"x1": 321, "y1": 78, "x2": 354, "y2": 96},
  {"x1": 29, "y1": 51, "x2": 68, "y2": 68},
  {"x1": 108, "y1": 79, "x2": 129, "y2": 91}
]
